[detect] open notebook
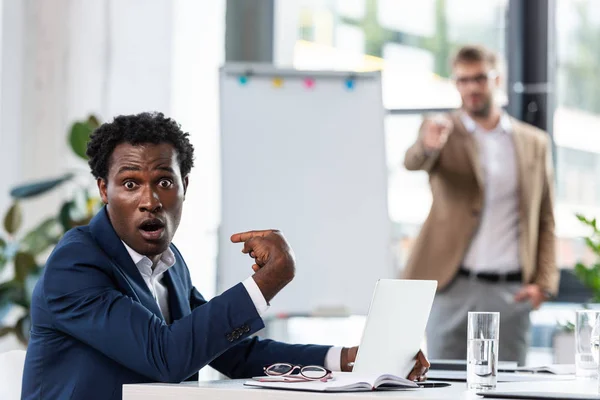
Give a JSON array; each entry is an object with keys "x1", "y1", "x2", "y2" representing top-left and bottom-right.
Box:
[{"x1": 244, "y1": 372, "x2": 419, "y2": 392}]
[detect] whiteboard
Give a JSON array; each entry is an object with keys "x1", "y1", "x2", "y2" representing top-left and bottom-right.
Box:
[{"x1": 218, "y1": 64, "x2": 391, "y2": 315}]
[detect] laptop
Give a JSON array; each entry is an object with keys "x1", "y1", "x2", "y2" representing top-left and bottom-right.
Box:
[{"x1": 352, "y1": 279, "x2": 437, "y2": 378}]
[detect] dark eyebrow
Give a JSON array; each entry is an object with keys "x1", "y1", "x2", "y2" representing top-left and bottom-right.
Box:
[
  {"x1": 156, "y1": 166, "x2": 175, "y2": 174},
  {"x1": 116, "y1": 165, "x2": 175, "y2": 175},
  {"x1": 116, "y1": 165, "x2": 141, "y2": 175}
]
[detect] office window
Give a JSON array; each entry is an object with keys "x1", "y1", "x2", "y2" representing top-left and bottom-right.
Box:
[
  {"x1": 555, "y1": 0, "x2": 600, "y2": 268},
  {"x1": 275, "y1": 0, "x2": 507, "y2": 109},
  {"x1": 556, "y1": 147, "x2": 600, "y2": 207}
]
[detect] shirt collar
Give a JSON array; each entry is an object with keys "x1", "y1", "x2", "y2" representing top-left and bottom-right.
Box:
[
  {"x1": 460, "y1": 111, "x2": 512, "y2": 134},
  {"x1": 121, "y1": 241, "x2": 176, "y2": 270}
]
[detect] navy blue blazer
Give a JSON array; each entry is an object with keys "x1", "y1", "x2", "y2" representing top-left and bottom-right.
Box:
[{"x1": 22, "y1": 207, "x2": 330, "y2": 399}]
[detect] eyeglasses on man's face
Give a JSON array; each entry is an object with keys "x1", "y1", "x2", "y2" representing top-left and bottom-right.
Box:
[
  {"x1": 454, "y1": 70, "x2": 498, "y2": 87},
  {"x1": 264, "y1": 363, "x2": 332, "y2": 381}
]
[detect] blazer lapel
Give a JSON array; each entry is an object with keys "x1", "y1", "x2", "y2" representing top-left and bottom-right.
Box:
[
  {"x1": 509, "y1": 119, "x2": 530, "y2": 220},
  {"x1": 162, "y1": 265, "x2": 190, "y2": 322},
  {"x1": 451, "y1": 112, "x2": 485, "y2": 188},
  {"x1": 89, "y1": 206, "x2": 165, "y2": 320}
]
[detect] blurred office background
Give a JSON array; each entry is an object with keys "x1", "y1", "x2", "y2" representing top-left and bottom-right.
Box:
[{"x1": 0, "y1": 0, "x2": 598, "y2": 369}]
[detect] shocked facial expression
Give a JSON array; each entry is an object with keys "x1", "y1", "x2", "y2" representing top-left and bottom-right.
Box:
[{"x1": 98, "y1": 142, "x2": 188, "y2": 260}]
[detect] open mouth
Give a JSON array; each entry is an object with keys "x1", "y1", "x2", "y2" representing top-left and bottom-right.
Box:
[{"x1": 138, "y1": 218, "x2": 165, "y2": 240}]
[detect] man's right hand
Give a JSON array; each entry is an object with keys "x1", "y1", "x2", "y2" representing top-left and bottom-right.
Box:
[
  {"x1": 421, "y1": 114, "x2": 453, "y2": 152},
  {"x1": 230, "y1": 230, "x2": 295, "y2": 303}
]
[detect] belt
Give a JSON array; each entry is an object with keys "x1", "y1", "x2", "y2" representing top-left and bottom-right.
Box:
[{"x1": 458, "y1": 268, "x2": 521, "y2": 283}]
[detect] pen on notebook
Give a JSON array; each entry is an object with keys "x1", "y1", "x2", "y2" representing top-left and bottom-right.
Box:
[{"x1": 418, "y1": 382, "x2": 452, "y2": 388}]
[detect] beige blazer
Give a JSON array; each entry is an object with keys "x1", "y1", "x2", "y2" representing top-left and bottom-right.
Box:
[{"x1": 402, "y1": 112, "x2": 559, "y2": 295}]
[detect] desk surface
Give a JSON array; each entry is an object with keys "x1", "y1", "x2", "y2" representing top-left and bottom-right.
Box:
[{"x1": 123, "y1": 377, "x2": 598, "y2": 400}]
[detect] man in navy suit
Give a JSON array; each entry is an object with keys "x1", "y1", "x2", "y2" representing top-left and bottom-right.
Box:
[{"x1": 21, "y1": 112, "x2": 428, "y2": 399}]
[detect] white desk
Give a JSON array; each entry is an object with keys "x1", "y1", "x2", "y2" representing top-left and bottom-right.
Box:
[{"x1": 123, "y1": 377, "x2": 599, "y2": 399}]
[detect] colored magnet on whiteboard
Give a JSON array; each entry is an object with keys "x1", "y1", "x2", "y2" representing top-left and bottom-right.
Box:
[
  {"x1": 303, "y1": 78, "x2": 315, "y2": 89},
  {"x1": 272, "y1": 77, "x2": 284, "y2": 88},
  {"x1": 238, "y1": 75, "x2": 249, "y2": 85},
  {"x1": 345, "y1": 78, "x2": 355, "y2": 90}
]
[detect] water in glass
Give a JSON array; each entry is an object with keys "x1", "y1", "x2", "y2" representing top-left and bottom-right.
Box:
[{"x1": 467, "y1": 338, "x2": 498, "y2": 390}]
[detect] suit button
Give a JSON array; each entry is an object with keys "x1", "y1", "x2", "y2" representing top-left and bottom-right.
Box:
[
  {"x1": 472, "y1": 209, "x2": 480, "y2": 217},
  {"x1": 233, "y1": 332, "x2": 241, "y2": 339},
  {"x1": 243, "y1": 325, "x2": 250, "y2": 333},
  {"x1": 226, "y1": 334, "x2": 233, "y2": 342}
]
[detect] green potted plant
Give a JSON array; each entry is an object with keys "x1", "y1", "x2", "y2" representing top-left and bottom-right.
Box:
[
  {"x1": 0, "y1": 115, "x2": 102, "y2": 345},
  {"x1": 552, "y1": 214, "x2": 600, "y2": 363},
  {"x1": 574, "y1": 214, "x2": 600, "y2": 303}
]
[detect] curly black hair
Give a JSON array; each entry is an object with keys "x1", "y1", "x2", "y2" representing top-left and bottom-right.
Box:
[{"x1": 86, "y1": 112, "x2": 195, "y2": 180}]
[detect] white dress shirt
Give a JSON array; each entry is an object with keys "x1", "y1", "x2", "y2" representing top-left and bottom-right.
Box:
[
  {"x1": 122, "y1": 242, "x2": 342, "y2": 370},
  {"x1": 460, "y1": 112, "x2": 521, "y2": 274}
]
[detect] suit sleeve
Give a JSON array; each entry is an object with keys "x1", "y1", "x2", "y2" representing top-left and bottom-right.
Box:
[
  {"x1": 534, "y1": 139, "x2": 560, "y2": 295},
  {"x1": 209, "y1": 336, "x2": 331, "y2": 378},
  {"x1": 403, "y1": 119, "x2": 442, "y2": 172},
  {"x1": 187, "y1": 284, "x2": 331, "y2": 378},
  {"x1": 43, "y1": 240, "x2": 264, "y2": 383}
]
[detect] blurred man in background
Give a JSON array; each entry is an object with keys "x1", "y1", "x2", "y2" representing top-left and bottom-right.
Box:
[{"x1": 403, "y1": 45, "x2": 558, "y2": 365}]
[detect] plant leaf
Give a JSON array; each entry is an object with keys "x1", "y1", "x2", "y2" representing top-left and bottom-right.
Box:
[
  {"x1": 3, "y1": 202, "x2": 22, "y2": 234},
  {"x1": 20, "y1": 218, "x2": 61, "y2": 256},
  {"x1": 575, "y1": 263, "x2": 591, "y2": 287},
  {"x1": 577, "y1": 214, "x2": 590, "y2": 224},
  {"x1": 10, "y1": 173, "x2": 74, "y2": 199},
  {"x1": 0, "y1": 237, "x2": 5, "y2": 274},
  {"x1": 591, "y1": 265, "x2": 600, "y2": 292},
  {"x1": 69, "y1": 121, "x2": 93, "y2": 160},
  {"x1": 14, "y1": 252, "x2": 37, "y2": 283},
  {"x1": 0, "y1": 280, "x2": 23, "y2": 305},
  {"x1": 58, "y1": 200, "x2": 76, "y2": 232},
  {"x1": 575, "y1": 261, "x2": 587, "y2": 274},
  {"x1": 87, "y1": 115, "x2": 100, "y2": 129},
  {"x1": 585, "y1": 237, "x2": 600, "y2": 256}
]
